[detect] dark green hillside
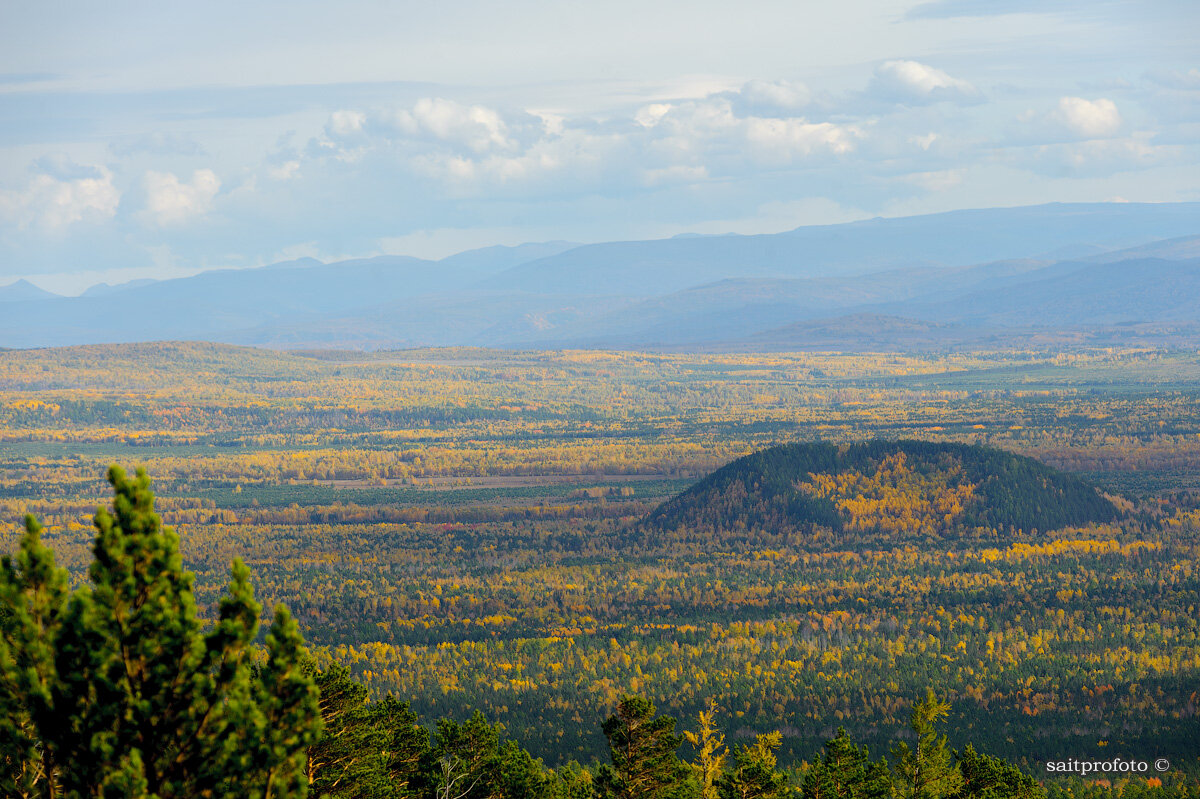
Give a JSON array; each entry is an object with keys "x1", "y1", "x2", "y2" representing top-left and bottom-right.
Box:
[{"x1": 639, "y1": 440, "x2": 1118, "y2": 545}]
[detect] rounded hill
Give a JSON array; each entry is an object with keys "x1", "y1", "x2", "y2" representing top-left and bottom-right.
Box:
[{"x1": 639, "y1": 440, "x2": 1118, "y2": 544}]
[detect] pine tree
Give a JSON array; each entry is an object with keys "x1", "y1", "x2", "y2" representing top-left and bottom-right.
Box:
[
  {"x1": 370, "y1": 695, "x2": 430, "y2": 798},
  {"x1": 891, "y1": 690, "x2": 965, "y2": 799},
  {"x1": 306, "y1": 660, "x2": 380, "y2": 797},
  {"x1": 801, "y1": 727, "x2": 892, "y2": 799},
  {"x1": 952, "y1": 744, "x2": 1045, "y2": 799},
  {"x1": 0, "y1": 513, "x2": 68, "y2": 798},
  {"x1": 716, "y1": 731, "x2": 791, "y2": 799},
  {"x1": 0, "y1": 465, "x2": 322, "y2": 798},
  {"x1": 596, "y1": 695, "x2": 699, "y2": 799}
]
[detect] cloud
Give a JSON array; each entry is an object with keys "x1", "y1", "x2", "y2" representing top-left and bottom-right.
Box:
[
  {"x1": 391, "y1": 98, "x2": 518, "y2": 154},
  {"x1": 1050, "y1": 96, "x2": 1122, "y2": 139},
  {"x1": 1004, "y1": 135, "x2": 1180, "y2": 178},
  {"x1": 905, "y1": 0, "x2": 1117, "y2": 19},
  {"x1": 901, "y1": 168, "x2": 967, "y2": 191},
  {"x1": 868, "y1": 60, "x2": 980, "y2": 104},
  {"x1": 1146, "y1": 68, "x2": 1200, "y2": 91},
  {"x1": 323, "y1": 98, "x2": 549, "y2": 159},
  {"x1": 727, "y1": 79, "x2": 813, "y2": 117},
  {"x1": 743, "y1": 117, "x2": 858, "y2": 163},
  {"x1": 640, "y1": 165, "x2": 709, "y2": 187},
  {"x1": 636, "y1": 98, "x2": 860, "y2": 170},
  {"x1": 326, "y1": 110, "x2": 367, "y2": 138},
  {"x1": 108, "y1": 132, "x2": 206, "y2": 157},
  {"x1": 635, "y1": 103, "x2": 673, "y2": 128},
  {"x1": 269, "y1": 160, "x2": 301, "y2": 180},
  {"x1": 0, "y1": 165, "x2": 120, "y2": 231},
  {"x1": 32, "y1": 154, "x2": 106, "y2": 182},
  {"x1": 306, "y1": 93, "x2": 861, "y2": 203},
  {"x1": 141, "y1": 169, "x2": 220, "y2": 226}
]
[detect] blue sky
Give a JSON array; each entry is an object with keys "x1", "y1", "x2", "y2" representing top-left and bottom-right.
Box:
[{"x1": 1, "y1": 0, "x2": 1198, "y2": 293}]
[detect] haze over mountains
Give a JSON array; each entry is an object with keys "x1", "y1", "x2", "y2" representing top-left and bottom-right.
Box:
[{"x1": 4, "y1": 202, "x2": 1200, "y2": 351}]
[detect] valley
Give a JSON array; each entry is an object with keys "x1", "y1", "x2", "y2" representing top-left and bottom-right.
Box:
[{"x1": 3, "y1": 343, "x2": 1199, "y2": 781}]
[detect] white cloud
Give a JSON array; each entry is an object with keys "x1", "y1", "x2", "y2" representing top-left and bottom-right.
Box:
[
  {"x1": 640, "y1": 165, "x2": 709, "y2": 187},
  {"x1": 386, "y1": 98, "x2": 524, "y2": 154},
  {"x1": 327, "y1": 110, "x2": 367, "y2": 138},
  {"x1": 902, "y1": 168, "x2": 967, "y2": 191},
  {"x1": 142, "y1": 169, "x2": 220, "y2": 226},
  {"x1": 0, "y1": 166, "x2": 120, "y2": 231},
  {"x1": 1007, "y1": 135, "x2": 1179, "y2": 178},
  {"x1": 729, "y1": 79, "x2": 812, "y2": 116},
  {"x1": 308, "y1": 92, "x2": 860, "y2": 202},
  {"x1": 635, "y1": 103, "x2": 673, "y2": 128},
  {"x1": 910, "y1": 133, "x2": 939, "y2": 151},
  {"x1": 269, "y1": 160, "x2": 301, "y2": 180},
  {"x1": 644, "y1": 98, "x2": 860, "y2": 169},
  {"x1": 1051, "y1": 96, "x2": 1122, "y2": 139},
  {"x1": 743, "y1": 117, "x2": 858, "y2": 163},
  {"x1": 870, "y1": 60, "x2": 979, "y2": 104}
]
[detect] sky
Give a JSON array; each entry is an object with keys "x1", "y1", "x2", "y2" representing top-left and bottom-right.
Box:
[{"x1": 1, "y1": 0, "x2": 1198, "y2": 294}]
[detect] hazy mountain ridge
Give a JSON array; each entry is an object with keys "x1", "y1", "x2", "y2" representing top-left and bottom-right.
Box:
[
  {"x1": 3, "y1": 202, "x2": 1199, "y2": 350},
  {"x1": 0, "y1": 279, "x2": 60, "y2": 303}
]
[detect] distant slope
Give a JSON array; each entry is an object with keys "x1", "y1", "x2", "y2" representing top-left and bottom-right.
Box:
[
  {"x1": 439, "y1": 241, "x2": 579, "y2": 275},
  {"x1": 0, "y1": 245, "x2": 577, "y2": 348},
  {"x1": 80, "y1": 278, "x2": 159, "y2": 297},
  {"x1": 0, "y1": 279, "x2": 60, "y2": 302},
  {"x1": 226, "y1": 291, "x2": 636, "y2": 350},
  {"x1": 909, "y1": 257, "x2": 1200, "y2": 327},
  {"x1": 483, "y1": 202, "x2": 1200, "y2": 296},
  {"x1": 1086, "y1": 233, "x2": 1200, "y2": 263},
  {"x1": 507, "y1": 258, "x2": 1054, "y2": 348},
  {"x1": 639, "y1": 441, "x2": 1118, "y2": 545},
  {"x1": 3, "y1": 202, "x2": 1198, "y2": 350}
]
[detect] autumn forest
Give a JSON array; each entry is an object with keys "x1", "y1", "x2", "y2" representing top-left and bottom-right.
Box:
[{"x1": 3, "y1": 342, "x2": 1200, "y2": 797}]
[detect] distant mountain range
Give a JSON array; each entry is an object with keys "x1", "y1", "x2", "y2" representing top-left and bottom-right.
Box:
[{"x1": 2, "y1": 201, "x2": 1199, "y2": 351}]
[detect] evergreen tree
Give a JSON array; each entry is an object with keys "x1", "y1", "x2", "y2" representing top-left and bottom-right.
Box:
[
  {"x1": 891, "y1": 691, "x2": 965, "y2": 799},
  {"x1": 595, "y1": 695, "x2": 698, "y2": 799},
  {"x1": 716, "y1": 731, "x2": 791, "y2": 799},
  {"x1": 370, "y1": 695, "x2": 430, "y2": 798},
  {"x1": 951, "y1": 745, "x2": 1045, "y2": 799},
  {"x1": 0, "y1": 465, "x2": 321, "y2": 798},
  {"x1": 306, "y1": 661, "x2": 382, "y2": 797},
  {"x1": 428, "y1": 710, "x2": 552, "y2": 799},
  {"x1": 800, "y1": 727, "x2": 892, "y2": 799},
  {"x1": 545, "y1": 763, "x2": 593, "y2": 799},
  {"x1": 0, "y1": 514, "x2": 67, "y2": 798}
]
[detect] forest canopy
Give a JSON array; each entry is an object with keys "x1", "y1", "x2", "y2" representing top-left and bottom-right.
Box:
[{"x1": 639, "y1": 440, "x2": 1119, "y2": 544}]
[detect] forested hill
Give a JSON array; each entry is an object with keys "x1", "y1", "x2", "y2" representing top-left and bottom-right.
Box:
[{"x1": 639, "y1": 440, "x2": 1118, "y2": 545}]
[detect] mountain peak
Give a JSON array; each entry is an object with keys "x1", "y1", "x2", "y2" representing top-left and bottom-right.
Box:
[{"x1": 0, "y1": 279, "x2": 61, "y2": 302}]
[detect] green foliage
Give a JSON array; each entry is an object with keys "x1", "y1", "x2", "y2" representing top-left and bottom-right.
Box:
[
  {"x1": 306, "y1": 660, "x2": 383, "y2": 797},
  {"x1": 596, "y1": 695, "x2": 698, "y2": 799},
  {"x1": 801, "y1": 728, "x2": 893, "y2": 799},
  {"x1": 952, "y1": 744, "x2": 1045, "y2": 799},
  {"x1": 370, "y1": 695, "x2": 431, "y2": 798},
  {"x1": 891, "y1": 690, "x2": 965, "y2": 799},
  {"x1": 0, "y1": 513, "x2": 68, "y2": 797},
  {"x1": 0, "y1": 465, "x2": 321, "y2": 798},
  {"x1": 5, "y1": 346, "x2": 1200, "y2": 786},
  {"x1": 716, "y1": 731, "x2": 791, "y2": 799},
  {"x1": 641, "y1": 440, "x2": 1118, "y2": 543}
]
